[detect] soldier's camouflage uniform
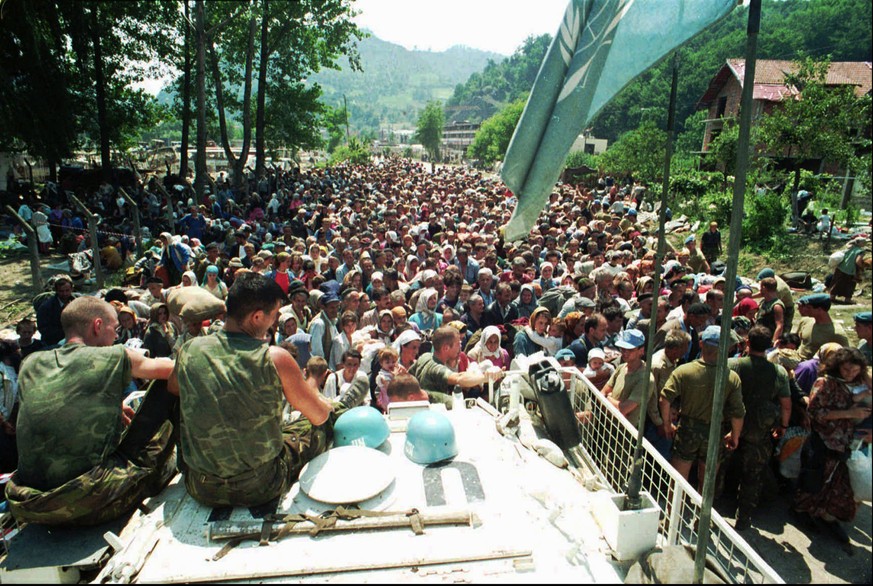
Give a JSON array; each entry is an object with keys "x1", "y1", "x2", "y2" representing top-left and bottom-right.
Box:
[
  {"x1": 5, "y1": 345, "x2": 175, "y2": 526},
  {"x1": 176, "y1": 331, "x2": 367, "y2": 508}
]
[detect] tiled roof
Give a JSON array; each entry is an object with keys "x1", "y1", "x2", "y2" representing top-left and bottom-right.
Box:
[{"x1": 698, "y1": 59, "x2": 872, "y2": 107}]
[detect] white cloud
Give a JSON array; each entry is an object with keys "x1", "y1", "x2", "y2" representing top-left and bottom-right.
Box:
[{"x1": 352, "y1": 0, "x2": 567, "y2": 55}]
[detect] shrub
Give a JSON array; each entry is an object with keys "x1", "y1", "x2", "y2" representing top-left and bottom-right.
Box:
[{"x1": 743, "y1": 192, "x2": 788, "y2": 252}]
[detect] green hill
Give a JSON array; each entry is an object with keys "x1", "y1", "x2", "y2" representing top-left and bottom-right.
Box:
[{"x1": 308, "y1": 33, "x2": 503, "y2": 132}]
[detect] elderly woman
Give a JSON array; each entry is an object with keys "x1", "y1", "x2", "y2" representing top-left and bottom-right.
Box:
[
  {"x1": 409, "y1": 287, "x2": 442, "y2": 333},
  {"x1": 513, "y1": 307, "x2": 559, "y2": 357},
  {"x1": 513, "y1": 284, "x2": 539, "y2": 320},
  {"x1": 794, "y1": 348, "x2": 871, "y2": 543}
]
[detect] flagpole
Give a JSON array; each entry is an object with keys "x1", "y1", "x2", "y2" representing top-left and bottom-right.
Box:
[
  {"x1": 625, "y1": 51, "x2": 680, "y2": 511},
  {"x1": 694, "y1": 0, "x2": 761, "y2": 582}
]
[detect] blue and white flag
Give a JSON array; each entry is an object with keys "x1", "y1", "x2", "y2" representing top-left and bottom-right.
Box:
[{"x1": 500, "y1": 0, "x2": 736, "y2": 241}]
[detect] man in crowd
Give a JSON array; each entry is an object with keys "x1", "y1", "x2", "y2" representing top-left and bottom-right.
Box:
[
  {"x1": 792, "y1": 293, "x2": 849, "y2": 360},
  {"x1": 35, "y1": 275, "x2": 75, "y2": 347},
  {"x1": 603, "y1": 329, "x2": 654, "y2": 429},
  {"x1": 660, "y1": 326, "x2": 746, "y2": 492},
  {"x1": 726, "y1": 325, "x2": 791, "y2": 531}
]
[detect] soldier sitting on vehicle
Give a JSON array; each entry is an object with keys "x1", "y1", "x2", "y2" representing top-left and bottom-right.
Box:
[{"x1": 6, "y1": 297, "x2": 177, "y2": 526}]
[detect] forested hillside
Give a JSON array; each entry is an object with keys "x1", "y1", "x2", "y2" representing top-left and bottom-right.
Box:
[
  {"x1": 447, "y1": 0, "x2": 872, "y2": 141},
  {"x1": 308, "y1": 33, "x2": 502, "y2": 132}
]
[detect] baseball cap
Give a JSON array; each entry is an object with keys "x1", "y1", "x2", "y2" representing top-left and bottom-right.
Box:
[
  {"x1": 684, "y1": 235, "x2": 696, "y2": 245},
  {"x1": 555, "y1": 348, "x2": 576, "y2": 361},
  {"x1": 701, "y1": 325, "x2": 723, "y2": 346},
  {"x1": 615, "y1": 328, "x2": 645, "y2": 349}
]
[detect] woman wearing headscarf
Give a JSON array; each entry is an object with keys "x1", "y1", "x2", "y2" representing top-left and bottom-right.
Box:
[
  {"x1": 156, "y1": 232, "x2": 193, "y2": 287},
  {"x1": 142, "y1": 302, "x2": 178, "y2": 359},
  {"x1": 409, "y1": 287, "x2": 442, "y2": 333},
  {"x1": 393, "y1": 329, "x2": 422, "y2": 372},
  {"x1": 513, "y1": 283, "x2": 539, "y2": 320},
  {"x1": 201, "y1": 265, "x2": 228, "y2": 300},
  {"x1": 467, "y1": 325, "x2": 510, "y2": 370},
  {"x1": 562, "y1": 311, "x2": 585, "y2": 349},
  {"x1": 794, "y1": 348, "x2": 871, "y2": 543},
  {"x1": 372, "y1": 309, "x2": 395, "y2": 345},
  {"x1": 115, "y1": 305, "x2": 146, "y2": 345},
  {"x1": 513, "y1": 307, "x2": 560, "y2": 358},
  {"x1": 732, "y1": 296, "x2": 760, "y2": 322},
  {"x1": 404, "y1": 255, "x2": 420, "y2": 282}
]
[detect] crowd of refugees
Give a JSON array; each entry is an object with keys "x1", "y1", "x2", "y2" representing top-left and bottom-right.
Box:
[{"x1": 0, "y1": 156, "x2": 870, "y2": 544}]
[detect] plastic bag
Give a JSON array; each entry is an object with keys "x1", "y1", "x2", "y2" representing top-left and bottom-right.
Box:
[
  {"x1": 827, "y1": 250, "x2": 845, "y2": 269},
  {"x1": 847, "y1": 446, "x2": 872, "y2": 503}
]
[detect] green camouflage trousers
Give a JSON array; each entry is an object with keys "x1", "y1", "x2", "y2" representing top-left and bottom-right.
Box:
[
  {"x1": 5, "y1": 422, "x2": 176, "y2": 527},
  {"x1": 733, "y1": 427, "x2": 774, "y2": 516},
  {"x1": 185, "y1": 378, "x2": 368, "y2": 508},
  {"x1": 672, "y1": 417, "x2": 715, "y2": 462}
]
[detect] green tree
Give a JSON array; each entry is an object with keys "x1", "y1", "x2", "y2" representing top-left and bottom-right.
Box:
[
  {"x1": 414, "y1": 101, "x2": 444, "y2": 161},
  {"x1": 705, "y1": 120, "x2": 741, "y2": 188},
  {"x1": 597, "y1": 121, "x2": 668, "y2": 182},
  {"x1": 467, "y1": 99, "x2": 525, "y2": 165}
]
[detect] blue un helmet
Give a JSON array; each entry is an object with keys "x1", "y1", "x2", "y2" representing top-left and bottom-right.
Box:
[
  {"x1": 404, "y1": 410, "x2": 458, "y2": 465},
  {"x1": 333, "y1": 406, "x2": 390, "y2": 449}
]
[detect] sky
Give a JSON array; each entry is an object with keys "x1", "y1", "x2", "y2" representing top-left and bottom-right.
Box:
[{"x1": 352, "y1": 0, "x2": 568, "y2": 55}]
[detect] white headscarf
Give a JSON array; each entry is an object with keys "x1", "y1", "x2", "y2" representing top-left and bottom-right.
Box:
[
  {"x1": 473, "y1": 325, "x2": 502, "y2": 360},
  {"x1": 392, "y1": 329, "x2": 422, "y2": 353},
  {"x1": 415, "y1": 287, "x2": 438, "y2": 318}
]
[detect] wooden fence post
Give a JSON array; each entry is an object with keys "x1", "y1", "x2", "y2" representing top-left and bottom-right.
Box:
[
  {"x1": 68, "y1": 194, "x2": 104, "y2": 289},
  {"x1": 4, "y1": 205, "x2": 43, "y2": 292},
  {"x1": 118, "y1": 187, "x2": 144, "y2": 259}
]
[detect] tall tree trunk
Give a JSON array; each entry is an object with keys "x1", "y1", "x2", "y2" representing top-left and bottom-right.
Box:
[
  {"x1": 236, "y1": 17, "x2": 257, "y2": 189},
  {"x1": 209, "y1": 43, "x2": 238, "y2": 170},
  {"x1": 194, "y1": 0, "x2": 207, "y2": 203},
  {"x1": 255, "y1": 0, "x2": 269, "y2": 178},
  {"x1": 90, "y1": 6, "x2": 111, "y2": 180},
  {"x1": 180, "y1": 0, "x2": 192, "y2": 180}
]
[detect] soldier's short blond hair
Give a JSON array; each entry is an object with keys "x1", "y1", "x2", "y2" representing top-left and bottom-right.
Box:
[{"x1": 61, "y1": 297, "x2": 114, "y2": 338}]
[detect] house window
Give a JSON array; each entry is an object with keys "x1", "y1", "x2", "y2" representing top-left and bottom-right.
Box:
[{"x1": 716, "y1": 96, "x2": 728, "y2": 118}]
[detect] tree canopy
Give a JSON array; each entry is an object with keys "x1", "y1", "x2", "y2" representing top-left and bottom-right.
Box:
[{"x1": 414, "y1": 101, "x2": 445, "y2": 161}]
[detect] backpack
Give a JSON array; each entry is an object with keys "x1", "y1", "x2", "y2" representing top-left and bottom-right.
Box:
[{"x1": 537, "y1": 286, "x2": 577, "y2": 316}]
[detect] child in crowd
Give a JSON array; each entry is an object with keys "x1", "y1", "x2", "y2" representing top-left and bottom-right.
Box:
[
  {"x1": 303, "y1": 356, "x2": 329, "y2": 393},
  {"x1": 582, "y1": 348, "x2": 614, "y2": 391},
  {"x1": 374, "y1": 347, "x2": 399, "y2": 412}
]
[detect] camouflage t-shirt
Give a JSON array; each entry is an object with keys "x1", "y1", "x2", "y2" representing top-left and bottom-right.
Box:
[
  {"x1": 16, "y1": 344, "x2": 130, "y2": 491},
  {"x1": 176, "y1": 330, "x2": 284, "y2": 479}
]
